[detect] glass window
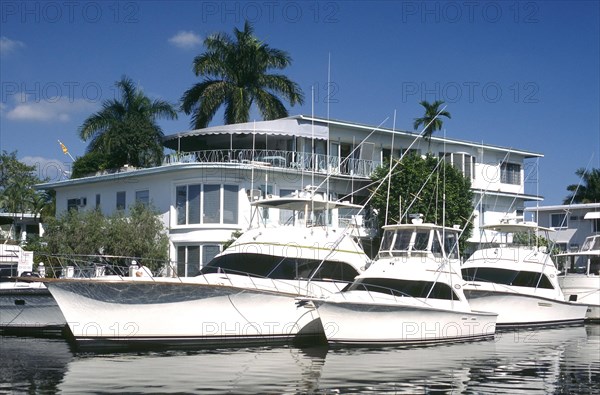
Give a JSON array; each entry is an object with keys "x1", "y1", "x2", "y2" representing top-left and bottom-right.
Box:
[
  {"x1": 202, "y1": 253, "x2": 359, "y2": 282},
  {"x1": 393, "y1": 230, "x2": 412, "y2": 251},
  {"x1": 223, "y1": 185, "x2": 238, "y2": 224},
  {"x1": 500, "y1": 162, "x2": 521, "y2": 185},
  {"x1": 349, "y1": 278, "x2": 459, "y2": 300},
  {"x1": 413, "y1": 231, "x2": 430, "y2": 251},
  {"x1": 550, "y1": 213, "x2": 567, "y2": 229},
  {"x1": 175, "y1": 183, "x2": 240, "y2": 226},
  {"x1": 203, "y1": 184, "x2": 220, "y2": 223},
  {"x1": 116, "y1": 191, "x2": 126, "y2": 210},
  {"x1": 176, "y1": 186, "x2": 187, "y2": 225},
  {"x1": 67, "y1": 198, "x2": 79, "y2": 211},
  {"x1": 135, "y1": 190, "x2": 149, "y2": 206},
  {"x1": 95, "y1": 194, "x2": 101, "y2": 209},
  {"x1": 202, "y1": 245, "x2": 221, "y2": 266},
  {"x1": 187, "y1": 246, "x2": 200, "y2": 277},
  {"x1": 188, "y1": 185, "x2": 201, "y2": 224},
  {"x1": 462, "y1": 267, "x2": 554, "y2": 289}
]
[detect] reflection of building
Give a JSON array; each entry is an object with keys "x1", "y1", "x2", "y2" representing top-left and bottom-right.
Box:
[
  {"x1": 526, "y1": 203, "x2": 600, "y2": 251},
  {"x1": 36, "y1": 116, "x2": 543, "y2": 274}
]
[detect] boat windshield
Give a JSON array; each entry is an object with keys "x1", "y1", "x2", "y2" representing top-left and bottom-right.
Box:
[
  {"x1": 378, "y1": 228, "x2": 459, "y2": 259},
  {"x1": 346, "y1": 277, "x2": 459, "y2": 300},
  {"x1": 462, "y1": 267, "x2": 554, "y2": 289},
  {"x1": 201, "y1": 253, "x2": 359, "y2": 282},
  {"x1": 582, "y1": 236, "x2": 600, "y2": 252}
]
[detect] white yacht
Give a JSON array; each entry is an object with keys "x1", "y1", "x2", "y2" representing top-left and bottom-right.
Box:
[
  {"x1": 309, "y1": 218, "x2": 497, "y2": 345},
  {"x1": 461, "y1": 221, "x2": 588, "y2": 327},
  {"x1": 555, "y1": 234, "x2": 600, "y2": 320},
  {"x1": 0, "y1": 244, "x2": 66, "y2": 333},
  {"x1": 40, "y1": 194, "x2": 372, "y2": 348}
]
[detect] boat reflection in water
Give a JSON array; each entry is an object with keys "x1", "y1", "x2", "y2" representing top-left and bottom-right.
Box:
[{"x1": 2, "y1": 325, "x2": 598, "y2": 394}]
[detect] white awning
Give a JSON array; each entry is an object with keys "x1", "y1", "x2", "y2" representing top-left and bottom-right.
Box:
[
  {"x1": 584, "y1": 211, "x2": 600, "y2": 220},
  {"x1": 164, "y1": 117, "x2": 329, "y2": 142}
]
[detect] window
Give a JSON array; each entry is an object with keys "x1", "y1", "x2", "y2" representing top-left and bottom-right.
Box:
[
  {"x1": 462, "y1": 267, "x2": 554, "y2": 289},
  {"x1": 95, "y1": 194, "x2": 101, "y2": 209},
  {"x1": 500, "y1": 162, "x2": 521, "y2": 185},
  {"x1": 202, "y1": 252, "x2": 359, "y2": 282},
  {"x1": 550, "y1": 213, "x2": 568, "y2": 229},
  {"x1": 203, "y1": 184, "x2": 220, "y2": 224},
  {"x1": 347, "y1": 278, "x2": 459, "y2": 300},
  {"x1": 177, "y1": 244, "x2": 222, "y2": 277},
  {"x1": 175, "y1": 184, "x2": 239, "y2": 226},
  {"x1": 135, "y1": 190, "x2": 149, "y2": 206},
  {"x1": 116, "y1": 191, "x2": 126, "y2": 210},
  {"x1": 67, "y1": 198, "x2": 79, "y2": 211},
  {"x1": 439, "y1": 152, "x2": 475, "y2": 179},
  {"x1": 223, "y1": 185, "x2": 238, "y2": 224},
  {"x1": 177, "y1": 245, "x2": 200, "y2": 277},
  {"x1": 593, "y1": 219, "x2": 600, "y2": 233}
]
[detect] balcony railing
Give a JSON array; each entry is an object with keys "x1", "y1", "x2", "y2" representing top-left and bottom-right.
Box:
[{"x1": 163, "y1": 149, "x2": 380, "y2": 178}]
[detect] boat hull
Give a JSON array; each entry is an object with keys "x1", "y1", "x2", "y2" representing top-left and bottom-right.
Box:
[
  {"x1": 463, "y1": 289, "x2": 588, "y2": 327},
  {"x1": 0, "y1": 283, "x2": 66, "y2": 333},
  {"x1": 558, "y1": 275, "x2": 600, "y2": 320},
  {"x1": 315, "y1": 299, "x2": 497, "y2": 345},
  {"x1": 46, "y1": 279, "x2": 323, "y2": 348}
]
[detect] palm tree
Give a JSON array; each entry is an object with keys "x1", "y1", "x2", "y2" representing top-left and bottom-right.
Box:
[
  {"x1": 79, "y1": 76, "x2": 178, "y2": 168},
  {"x1": 564, "y1": 168, "x2": 600, "y2": 204},
  {"x1": 181, "y1": 21, "x2": 304, "y2": 129},
  {"x1": 413, "y1": 100, "x2": 451, "y2": 149}
]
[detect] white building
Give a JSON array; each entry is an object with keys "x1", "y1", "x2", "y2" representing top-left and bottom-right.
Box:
[
  {"x1": 526, "y1": 203, "x2": 600, "y2": 252},
  {"x1": 37, "y1": 115, "x2": 543, "y2": 273}
]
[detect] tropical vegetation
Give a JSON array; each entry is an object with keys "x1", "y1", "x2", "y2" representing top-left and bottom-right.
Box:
[
  {"x1": 32, "y1": 202, "x2": 169, "y2": 274},
  {"x1": 370, "y1": 153, "x2": 474, "y2": 252},
  {"x1": 563, "y1": 167, "x2": 600, "y2": 204},
  {"x1": 413, "y1": 100, "x2": 451, "y2": 149},
  {"x1": 181, "y1": 20, "x2": 304, "y2": 129},
  {"x1": 0, "y1": 151, "x2": 54, "y2": 221},
  {"x1": 73, "y1": 76, "x2": 178, "y2": 178}
]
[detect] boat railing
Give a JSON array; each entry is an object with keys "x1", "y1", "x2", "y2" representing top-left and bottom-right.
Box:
[{"x1": 162, "y1": 149, "x2": 379, "y2": 178}]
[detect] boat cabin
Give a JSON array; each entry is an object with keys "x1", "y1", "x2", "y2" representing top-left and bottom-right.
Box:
[{"x1": 377, "y1": 222, "x2": 461, "y2": 260}]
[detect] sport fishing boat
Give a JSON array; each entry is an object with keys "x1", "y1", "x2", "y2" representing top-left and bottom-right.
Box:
[
  {"x1": 461, "y1": 221, "x2": 588, "y2": 327},
  {"x1": 309, "y1": 217, "x2": 497, "y2": 345},
  {"x1": 555, "y1": 233, "x2": 600, "y2": 320},
  {"x1": 37, "y1": 194, "x2": 373, "y2": 348}
]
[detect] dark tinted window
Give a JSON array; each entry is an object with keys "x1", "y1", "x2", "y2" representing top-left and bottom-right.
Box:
[
  {"x1": 462, "y1": 267, "x2": 554, "y2": 289},
  {"x1": 201, "y1": 253, "x2": 359, "y2": 282},
  {"x1": 347, "y1": 278, "x2": 458, "y2": 300}
]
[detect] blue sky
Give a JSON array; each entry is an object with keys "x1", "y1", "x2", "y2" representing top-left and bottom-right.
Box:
[{"x1": 1, "y1": 0, "x2": 598, "y2": 205}]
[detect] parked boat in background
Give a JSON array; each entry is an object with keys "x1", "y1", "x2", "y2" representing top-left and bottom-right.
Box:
[
  {"x1": 555, "y1": 234, "x2": 600, "y2": 320},
  {"x1": 37, "y1": 193, "x2": 373, "y2": 349},
  {"x1": 0, "y1": 244, "x2": 66, "y2": 333},
  {"x1": 309, "y1": 217, "x2": 497, "y2": 345},
  {"x1": 461, "y1": 220, "x2": 588, "y2": 327}
]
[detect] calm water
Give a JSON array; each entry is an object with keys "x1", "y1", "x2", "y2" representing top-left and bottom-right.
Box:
[{"x1": 1, "y1": 324, "x2": 598, "y2": 394}]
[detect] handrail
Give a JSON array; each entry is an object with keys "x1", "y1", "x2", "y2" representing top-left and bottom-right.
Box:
[{"x1": 162, "y1": 149, "x2": 380, "y2": 178}]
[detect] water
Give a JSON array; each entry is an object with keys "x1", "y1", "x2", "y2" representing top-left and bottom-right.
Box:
[{"x1": 1, "y1": 324, "x2": 598, "y2": 394}]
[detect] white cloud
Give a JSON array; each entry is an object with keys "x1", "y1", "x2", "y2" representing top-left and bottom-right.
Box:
[
  {"x1": 5, "y1": 95, "x2": 96, "y2": 123},
  {"x1": 21, "y1": 156, "x2": 71, "y2": 182},
  {"x1": 0, "y1": 36, "x2": 25, "y2": 54},
  {"x1": 168, "y1": 31, "x2": 202, "y2": 49}
]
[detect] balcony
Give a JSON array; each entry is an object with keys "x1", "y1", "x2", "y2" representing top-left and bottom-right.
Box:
[{"x1": 163, "y1": 149, "x2": 379, "y2": 178}]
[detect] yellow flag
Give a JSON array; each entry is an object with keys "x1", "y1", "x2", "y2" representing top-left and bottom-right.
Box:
[{"x1": 59, "y1": 141, "x2": 68, "y2": 154}]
